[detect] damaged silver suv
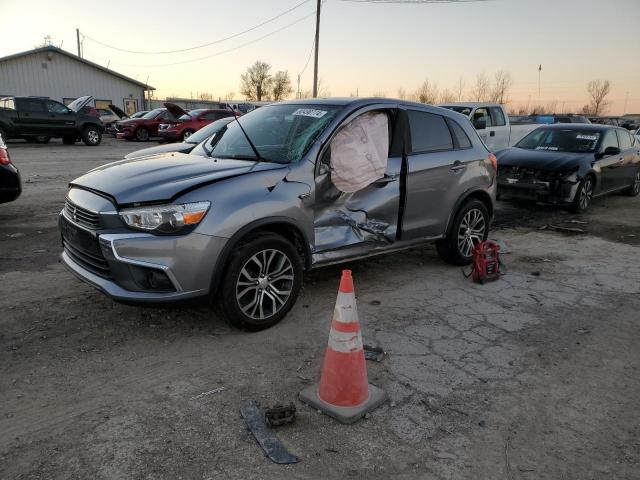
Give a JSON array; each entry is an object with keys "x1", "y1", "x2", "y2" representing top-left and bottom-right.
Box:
[{"x1": 59, "y1": 98, "x2": 496, "y2": 329}]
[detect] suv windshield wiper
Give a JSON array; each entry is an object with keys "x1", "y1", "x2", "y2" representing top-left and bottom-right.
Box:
[{"x1": 228, "y1": 110, "x2": 264, "y2": 162}]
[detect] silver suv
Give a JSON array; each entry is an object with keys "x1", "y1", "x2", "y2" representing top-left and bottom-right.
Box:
[{"x1": 59, "y1": 98, "x2": 496, "y2": 329}]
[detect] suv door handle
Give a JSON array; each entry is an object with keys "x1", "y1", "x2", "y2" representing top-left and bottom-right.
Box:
[{"x1": 450, "y1": 161, "x2": 466, "y2": 172}]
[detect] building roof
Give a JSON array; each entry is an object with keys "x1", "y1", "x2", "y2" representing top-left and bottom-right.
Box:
[{"x1": 0, "y1": 46, "x2": 154, "y2": 90}]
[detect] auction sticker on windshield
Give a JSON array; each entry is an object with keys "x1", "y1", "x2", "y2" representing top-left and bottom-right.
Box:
[
  {"x1": 292, "y1": 108, "x2": 328, "y2": 118},
  {"x1": 576, "y1": 134, "x2": 599, "y2": 141}
]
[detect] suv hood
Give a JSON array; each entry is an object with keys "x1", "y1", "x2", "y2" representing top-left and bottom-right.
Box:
[
  {"x1": 71, "y1": 152, "x2": 288, "y2": 205},
  {"x1": 67, "y1": 95, "x2": 94, "y2": 113},
  {"x1": 164, "y1": 102, "x2": 189, "y2": 119}
]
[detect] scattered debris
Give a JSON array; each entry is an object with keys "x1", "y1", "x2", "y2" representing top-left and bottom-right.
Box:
[
  {"x1": 240, "y1": 400, "x2": 299, "y2": 464},
  {"x1": 567, "y1": 219, "x2": 588, "y2": 225},
  {"x1": 190, "y1": 387, "x2": 226, "y2": 400},
  {"x1": 530, "y1": 271, "x2": 541, "y2": 277},
  {"x1": 363, "y1": 344, "x2": 385, "y2": 362},
  {"x1": 8, "y1": 233, "x2": 25, "y2": 238},
  {"x1": 547, "y1": 224, "x2": 585, "y2": 234},
  {"x1": 265, "y1": 403, "x2": 296, "y2": 427},
  {"x1": 478, "y1": 419, "x2": 486, "y2": 427},
  {"x1": 576, "y1": 328, "x2": 591, "y2": 335}
]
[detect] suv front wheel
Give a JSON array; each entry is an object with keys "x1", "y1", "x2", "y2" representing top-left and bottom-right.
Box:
[
  {"x1": 436, "y1": 199, "x2": 489, "y2": 266},
  {"x1": 220, "y1": 233, "x2": 303, "y2": 330},
  {"x1": 82, "y1": 126, "x2": 102, "y2": 146}
]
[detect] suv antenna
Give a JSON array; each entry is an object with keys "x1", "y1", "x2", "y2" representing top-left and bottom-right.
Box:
[{"x1": 228, "y1": 106, "x2": 262, "y2": 162}]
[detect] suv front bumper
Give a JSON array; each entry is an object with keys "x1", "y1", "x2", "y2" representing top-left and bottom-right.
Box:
[{"x1": 59, "y1": 214, "x2": 228, "y2": 302}]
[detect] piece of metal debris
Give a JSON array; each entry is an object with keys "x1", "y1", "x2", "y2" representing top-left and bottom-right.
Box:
[
  {"x1": 567, "y1": 219, "x2": 588, "y2": 225},
  {"x1": 547, "y1": 224, "x2": 585, "y2": 234},
  {"x1": 190, "y1": 387, "x2": 226, "y2": 400},
  {"x1": 363, "y1": 344, "x2": 385, "y2": 362},
  {"x1": 490, "y1": 238, "x2": 512, "y2": 254},
  {"x1": 240, "y1": 400, "x2": 299, "y2": 464},
  {"x1": 265, "y1": 403, "x2": 296, "y2": 427}
]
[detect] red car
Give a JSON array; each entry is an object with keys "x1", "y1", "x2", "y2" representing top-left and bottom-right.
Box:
[
  {"x1": 158, "y1": 103, "x2": 238, "y2": 142},
  {"x1": 116, "y1": 108, "x2": 178, "y2": 141}
]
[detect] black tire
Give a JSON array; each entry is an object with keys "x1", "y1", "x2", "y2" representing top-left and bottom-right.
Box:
[
  {"x1": 436, "y1": 199, "x2": 490, "y2": 266},
  {"x1": 623, "y1": 169, "x2": 640, "y2": 197},
  {"x1": 62, "y1": 136, "x2": 77, "y2": 145},
  {"x1": 569, "y1": 175, "x2": 594, "y2": 213},
  {"x1": 220, "y1": 233, "x2": 303, "y2": 330},
  {"x1": 82, "y1": 126, "x2": 102, "y2": 146},
  {"x1": 181, "y1": 129, "x2": 195, "y2": 141},
  {"x1": 135, "y1": 127, "x2": 149, "y2": 142},
  {"x1": 33, "y1": 136, "x2": 50, "y2": 144}
]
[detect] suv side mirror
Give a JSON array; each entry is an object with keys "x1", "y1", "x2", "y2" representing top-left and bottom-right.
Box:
[
  {"x1": 602, "y1": 146, "x2": 621, "y2": 157},
  {"x1": 473, "y1": 118, "x2": 487, "y2": 130}
]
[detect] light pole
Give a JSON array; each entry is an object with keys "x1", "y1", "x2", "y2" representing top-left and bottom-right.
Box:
[{"x1": 312, "y1": 0, "x2": 321, "y2": 98}]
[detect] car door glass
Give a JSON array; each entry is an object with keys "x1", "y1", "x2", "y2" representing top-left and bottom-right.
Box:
[
  {"x1": 473, "y1": 108, "x2": 492, "y2": 128},
  {"x1": 489, "y1": 107, "x2": 506, "y2": 127},
  {"x1": 408, "y1": 111, "x2": 453, "y2": 153},
  {"x1": 616, "y1": 129, "x2": 633, "y2": 150},
  {"x1": 19, "y1": 100, "x2": 45, "y2": 113},
  {"x1": 446, "y1": 118, "x2": 472, "y2": 149},
  {"x1": 45, "y1": 100, "x2": 69, "y2": 114},
  {"x1": 600, "y1": 130, "x2": 619, "y2": 153}
]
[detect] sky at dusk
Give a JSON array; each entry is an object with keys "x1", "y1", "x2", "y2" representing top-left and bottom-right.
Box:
[{"x1": 1, "y1": 0, "x2": 639, "y2": 114}]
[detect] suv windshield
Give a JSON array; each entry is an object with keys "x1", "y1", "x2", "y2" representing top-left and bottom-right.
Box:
[
  {"x1": 516, "y1": 128, "x2": 601, "y2": 153},
  {"x1": 141, "y1": 108, "x2": 164, "y2": 119},
  {"x1": 209, "y1": 104, "x2": 342, "y2": 163}
]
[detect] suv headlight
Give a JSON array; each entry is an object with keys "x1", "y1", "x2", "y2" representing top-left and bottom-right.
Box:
[{"x1": 119, "y1": 201, "x2": 210, "y2": 234}]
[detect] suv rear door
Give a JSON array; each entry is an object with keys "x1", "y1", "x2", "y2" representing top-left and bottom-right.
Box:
[{"x1": 403, "y1": 109, "x2": 479, "y2": 239}]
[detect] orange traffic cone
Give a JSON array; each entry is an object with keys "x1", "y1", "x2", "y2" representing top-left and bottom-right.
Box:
[{"x1": 299, "y1": 270, "x2": 387, "y2": 424}]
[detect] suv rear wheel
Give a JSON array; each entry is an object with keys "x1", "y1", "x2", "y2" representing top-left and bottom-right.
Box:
[
  {"x1": 82, "y1": 126, "x2": 102, "y2": 146},
  {"x1": 623, "y1": 169, "x2": 640, "y2": 197},
  {"x1": 436, "y1": 199, "x2": 489, "y2": 266},
  {"x1": 182, "y1": 129, "x2": 195, "y2": 141},
  {"x1": 220, "y1": 233, "x2": 303, "y2": 330}
]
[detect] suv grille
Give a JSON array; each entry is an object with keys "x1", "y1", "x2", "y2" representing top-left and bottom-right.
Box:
[
  {"x1": 63, "y1": 239, "x2": 112, "y2": 279},
  {"x1": 64, "y1": 199, "x2": 101, "y2": 229}
]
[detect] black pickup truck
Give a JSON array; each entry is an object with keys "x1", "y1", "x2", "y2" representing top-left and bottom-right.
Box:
[{"x1": 0, "y1": 95, "x2": 104, "y2": 146}]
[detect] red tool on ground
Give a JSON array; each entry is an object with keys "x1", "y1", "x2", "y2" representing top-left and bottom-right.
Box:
[{"x1": 469, "y1": 240, "x2": 502, "y2": 284}]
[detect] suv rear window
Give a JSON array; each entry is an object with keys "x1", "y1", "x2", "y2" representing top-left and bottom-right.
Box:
[
  {"x1": 408, "y1": 111, "x2": 453, "y2": 153},
  {"x1": 17, "y1": 99, "x2": 44, "y2": 112}
]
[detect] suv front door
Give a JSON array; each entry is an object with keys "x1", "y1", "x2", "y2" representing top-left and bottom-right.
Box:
[
  {"x1": 312, "y1": 105, "x2": 404, "y2": 263},
  {"x1": 44, "y1": 100, "x2": 75, "y2": 136}
]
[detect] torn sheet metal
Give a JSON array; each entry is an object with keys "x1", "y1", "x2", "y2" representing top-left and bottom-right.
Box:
[
  {"x1": 330, "y1": 112, "x2": 389, "y2": 193},
  {"x1": 240, "y1": 400, "x2": 299, "y2": 464}
]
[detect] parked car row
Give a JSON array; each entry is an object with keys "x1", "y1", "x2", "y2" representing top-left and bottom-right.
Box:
[{"x1": 589, "y1": 116, "x2": 638, "y2": 131}]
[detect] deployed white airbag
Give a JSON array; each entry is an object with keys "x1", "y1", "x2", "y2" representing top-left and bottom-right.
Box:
[{"x1": 330, "y1": 112, "x2": 389, "y2": 193}]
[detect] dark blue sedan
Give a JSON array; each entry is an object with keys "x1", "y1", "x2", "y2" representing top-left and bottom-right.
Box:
[{"x1": 496, "y1": 124, "x2": 640, "y2": 212}]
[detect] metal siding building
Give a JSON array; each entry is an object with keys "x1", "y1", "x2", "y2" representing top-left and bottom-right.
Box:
[{"x1": 0, "y1": 46, "x2": 153, "y2": 113}]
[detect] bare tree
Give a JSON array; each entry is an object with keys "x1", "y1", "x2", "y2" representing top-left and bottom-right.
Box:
[
  {"x1": 397, "y1": 87, "x2": 407, "y2": 100},
  {"x1": 490, "y1": 70, "x2": 512, "y2": 104},
  {"x1": 272, "y1": 71, "x2": 293, "y2": 101},
  {"x1": 223, "y1": 92, "x2": 235, "y2": 101},
  {"x1": 471, "y1": 74, "x2": 490, "y2": 102},
  {"x1": 439, "y1": 88, "x2": 456, "y2": 104},
  {"x1": 586, "y1": 79, "x2": 611, "y2": 116},
  {"x1": 240, "y1": 61, "x2": 272, "y2": 101},
  {"x1": 455, "y1": 77, "x2": 465, "y2": 101},
  {"x1": 301, "y1": 78, "x2": 331, "y2": 98},
  {"x1": 371, "y1": 90, "x2": 388, "y2": 98},
  {"x1": 198, "y1": 92, "x2": 214, "y2": 101},
  {"x1": 414, "y1": 79, "x2": 439, "y2": 104}
]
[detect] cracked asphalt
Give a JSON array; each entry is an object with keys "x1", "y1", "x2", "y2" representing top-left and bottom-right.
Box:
[{"x1": 1, "y1": 138, "x2": 639, "y2": 479}]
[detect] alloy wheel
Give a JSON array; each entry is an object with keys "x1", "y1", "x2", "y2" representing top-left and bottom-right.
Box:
[
  {"x1": 183, "y1": 131, "x2": 192, "y2": 139},
  {"x1": 579, "y1": 178, "x2": 594, "y2": 210},
  {"x1": 87, "y1": 129, "x2": 99, "y2": 145},
  {"x1": 457, "y1": 208, "x2": 486, "y2": 258},
  {"x1": 136, "y1": 129, "x2": 149, "y2": 141},
  {"x1": 235, "y1": 249, "x2": 294, "y2": 321}
]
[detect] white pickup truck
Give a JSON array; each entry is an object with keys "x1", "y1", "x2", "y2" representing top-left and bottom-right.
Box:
[{"x1": 439, "y1": 102, "x2": 540, "y2": 152}]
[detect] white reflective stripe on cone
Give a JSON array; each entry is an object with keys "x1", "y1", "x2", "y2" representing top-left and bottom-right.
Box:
[
  {"x1": 328, "y1": 329, "x2": 364, "y2": 353},
  {"x1": 333, "y1": 295, "x2": 358, "y2": 324}
]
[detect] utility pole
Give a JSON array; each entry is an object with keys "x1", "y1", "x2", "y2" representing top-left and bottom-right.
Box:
[
  {"x1": 538, "y1": 64, "x2": 542, "y2": 104},
  {"x1": 312, "y1": 0, "x2": 321, "y2": 98},
  {"x1": 297, "y1": 74, "x2": 301, "y2": 99},
  {"x1": 76, "y1": 28, "x2": 81, "y2": 57}
]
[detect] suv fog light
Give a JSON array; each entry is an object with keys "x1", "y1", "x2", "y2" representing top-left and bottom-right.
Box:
[{"x1": 128, "y1": 265, "x2": 175, "y2": 292}]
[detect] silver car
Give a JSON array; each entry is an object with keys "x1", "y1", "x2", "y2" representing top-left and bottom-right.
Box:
[{"x1": 59, "y1": 98, "x2": 496, "y2": 329}]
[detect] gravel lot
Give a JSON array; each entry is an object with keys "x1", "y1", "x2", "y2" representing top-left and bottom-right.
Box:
[{"x1": 1, "y1": 137, "x2": 639, "y2": 479}]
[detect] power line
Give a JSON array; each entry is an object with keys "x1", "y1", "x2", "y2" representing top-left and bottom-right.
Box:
[
  {"x1": 107, "y1": 11, "x2": 317, "y2": 68},
  {"x1": 82, "y1": 0, "x2": 311, "y2": 55}
]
